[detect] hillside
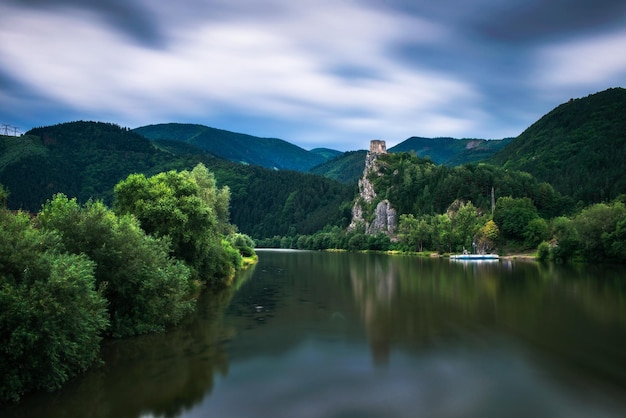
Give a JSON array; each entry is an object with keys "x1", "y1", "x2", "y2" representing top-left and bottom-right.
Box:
[
  {"x1": 1, "y1": 122, "x2": 167, "y2": 209},
  {"x1": 310, "y1": 148, "x2": 343, "y2": 160},
  {"x1": 308, "y1": 150, "x2": 367, "y2": 184},
  {"x1": 490, "y1": 87, "x2": 626, "y2": 203},
  {"x1": 0, "y1": 122, "x2": 353, "y2": 238},
  {"x1": 367, "y1": 152, "x2": 568, "y2": 220},
  {"x1": 389, "y1": 137, "x2": 512, "y2": 165},
  {"x1": 134, "y1": 123, "x2": 329, "y2": 171}
]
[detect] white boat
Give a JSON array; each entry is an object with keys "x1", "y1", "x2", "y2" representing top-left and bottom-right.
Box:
[{"x1": 450, "y1": 254, "x2": 499, "y2": 260}]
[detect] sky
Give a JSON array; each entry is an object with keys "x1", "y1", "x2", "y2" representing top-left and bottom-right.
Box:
[{"x1": 1, "y1": 1, "x2": 625, "y2": 151}]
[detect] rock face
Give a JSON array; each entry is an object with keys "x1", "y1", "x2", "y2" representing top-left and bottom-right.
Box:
[{"x1": 349, "y1": 141, "x2": 397, "y2": 237}]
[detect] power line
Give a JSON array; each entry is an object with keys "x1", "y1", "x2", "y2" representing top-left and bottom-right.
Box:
[{"x1": 1, "y1": 124, "x2": 22, "y2": 136}]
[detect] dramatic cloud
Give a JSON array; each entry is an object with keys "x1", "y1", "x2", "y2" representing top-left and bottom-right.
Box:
[{"x1": 1, "y1": 0, "x2": 625, "y2": 150}]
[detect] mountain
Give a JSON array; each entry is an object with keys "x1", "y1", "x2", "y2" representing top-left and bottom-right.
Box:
[
  {"x1": 389, "y1": 137, "x2": 512, "y2": 165},
  {"x1": 133, "y1": 123, "x2": 331, "y2": 171},
  {"x1": 1, "y1": 121, "x2": 167, "y2": 210},
  {"x1": 0, "y1": 121, "x2": 353, "y2": 238},
  {"x1": 310, "y1": 148, "x2": 343, "y2": 160},
  {"x1": 490, "y1": 87, "x2": 626, "y2": 204},
  {"x1": 308, "y1": 150, "x2": 367, "y2": 184},
  {"x1": 309, "y1": 137, "x2": 512, "y2": 185}
]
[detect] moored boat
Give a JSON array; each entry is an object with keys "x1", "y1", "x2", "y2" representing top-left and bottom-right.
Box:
[{"x1": 450, "y1": 254, "x2": 499, "y2": 260}]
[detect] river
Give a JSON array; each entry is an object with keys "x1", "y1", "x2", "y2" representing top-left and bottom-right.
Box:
[{"x1": 3, "y1": 250, "x2": 626, "y2": 417}]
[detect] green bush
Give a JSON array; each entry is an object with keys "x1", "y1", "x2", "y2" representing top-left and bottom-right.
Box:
[
  {"x1": 114, "y1": 165, "x2": 243, "y2": 285},
  {"x1": 537, "y1": 241, "x2": 551, "y2": 262},
  {"x1": 0, "y1": 210, "x2": 108, "y2": 402},
  {"x1": 38, "y1": 195, "x2": 194, "y2": 337},
  {"x1": 228, "y1": 232, "x2": 256, "y2": 257}
]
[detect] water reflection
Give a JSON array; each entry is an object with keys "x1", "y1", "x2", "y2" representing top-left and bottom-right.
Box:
[
  {"x1": 1, "y1": 266, "x2": 256, "y2": 418},
  {"x1": 4, "y1": 252, "x2": 626, "y2": 418}
]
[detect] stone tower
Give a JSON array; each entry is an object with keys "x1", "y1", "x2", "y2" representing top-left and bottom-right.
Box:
[{"x1": 370, "y1": 140, "x2": 387, "y2": 155}]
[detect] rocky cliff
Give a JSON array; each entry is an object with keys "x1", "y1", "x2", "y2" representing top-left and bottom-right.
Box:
[{"x1": 349, "y1": 142, "x2": 397, "y2": 236}]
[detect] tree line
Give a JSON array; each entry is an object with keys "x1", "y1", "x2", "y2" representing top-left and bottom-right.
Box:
[{"x1": 259, "y1": 152, "x2": 626, "y2": 263}]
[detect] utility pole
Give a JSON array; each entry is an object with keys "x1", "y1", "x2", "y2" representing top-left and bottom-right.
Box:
[{"x1": 1, "y1": 124, "x2": 21, "y2": 136}]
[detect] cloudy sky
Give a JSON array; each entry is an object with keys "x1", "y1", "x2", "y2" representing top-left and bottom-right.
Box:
[{"x1": 1, "y1": 0, "x2": 625, "y2": 150}]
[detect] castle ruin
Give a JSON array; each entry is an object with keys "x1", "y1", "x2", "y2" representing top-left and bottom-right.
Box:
[{"x1": 369, "y1": 140, "x2": 387, "y2": 155}]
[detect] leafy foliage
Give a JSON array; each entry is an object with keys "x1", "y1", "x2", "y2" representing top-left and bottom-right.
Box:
[
  {"x1": 493, "y1": 197, "x2": 539, "y2": 241},
  {"x1": 37, "y1": 195, "x2": 195, "y2": 337},
  {"x1": 0, "y1": 210, "x2": 108, "y2": 402},
  {"x1": 114, "y1": 164, "x2": 243, "y2": 286},
  {"x1": 573, "y1": 201, "x2": 626, "y2": 261}
]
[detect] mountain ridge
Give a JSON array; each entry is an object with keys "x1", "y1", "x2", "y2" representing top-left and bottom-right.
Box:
[
  {"x1": 134, "y1": 123, "x2": 329, "y2": 171},
  {"x1": 490, "y1": 87, "x2": 626, "y2": 203}
]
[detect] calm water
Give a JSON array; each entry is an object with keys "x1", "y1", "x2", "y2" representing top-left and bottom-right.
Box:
[{"x1": 3, "y1": 250, "x2": 626, "y2": 417}]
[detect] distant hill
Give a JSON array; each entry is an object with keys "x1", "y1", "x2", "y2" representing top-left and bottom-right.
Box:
[
  {"x1": 490, "y1": 87, "x2": 626, "y2": 203},
  {"x1": 308, "y1": 150, "x2": 367, "y2": 184},
  {"x1": 0, "y1": 121, "x2": 353, "y2": 238},
  {"x1": 389, "y1": 137, "x2": 512, "y2": 165},
  {"x1": 133, "y1": 123, "x2": 330, "y2": 171},
  {"x1": 310, "y1": 148, "x2": 343, "y2": 160}
]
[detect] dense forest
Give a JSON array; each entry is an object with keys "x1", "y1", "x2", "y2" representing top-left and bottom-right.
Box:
[
  {"x1": 389, "y1": 136, "x2": 513, "y2": 165},
  {"x1": 262, "y1": 151, "x2": 626, "y2": 264},
  {"x1": 134, "y1": 123, "x2": 329, "y2": 171},
  {"x1": 308, "y1": 150, "x2": 367, "y2": 184},
  {"x1": 490, "y1": 87, "x2": 626, "y2": 204},
  {"x1": 0, "y1": 122, "x2": 354, "y2": 239}
]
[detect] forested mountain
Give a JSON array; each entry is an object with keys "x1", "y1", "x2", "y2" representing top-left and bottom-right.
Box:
[
  {"x1": 1, "y1": 122, "x2": 167, "y2": 209},
  {"x1": 0, "y1": 122, "x2": 353, "y2": 238},
  {"x1": 490, "y1": 87, "x2": 626, "y2": 204},
  {"x1": 308, "y1": 150, "x2": 367, "y2": 184},
  {"x1": 368, "y1": 153, "x2": 569, "y2": 219},
  {"x1": 389, "y1": 137, "x2": 513, "y2": 165},
  {"x1": 310, "y1": 148, "x2": 343, "y2": 160},
  {"x1": 134, "y1": 123, "x2": 330, "y2": 171}
]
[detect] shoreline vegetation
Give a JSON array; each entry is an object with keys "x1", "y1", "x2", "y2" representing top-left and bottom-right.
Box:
[
  {"x1": 0, "y1": 165, "x2": 257, "y2": 403},
  {"x1": 273, "y1": 247, "x2": 539, "y2": 261}
]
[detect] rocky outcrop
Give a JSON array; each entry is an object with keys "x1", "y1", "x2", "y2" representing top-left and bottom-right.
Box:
[
  {"x1": 367, "y1": 199, "x2": 396, "y2": 235},
  {"x1": 349, "y1": 141, "x2": 397, "y2": 237}
]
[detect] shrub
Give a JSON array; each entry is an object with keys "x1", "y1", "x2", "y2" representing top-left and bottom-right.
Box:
[{"x1": 0, "y1": 210, "x2": 108, "y2": 401}]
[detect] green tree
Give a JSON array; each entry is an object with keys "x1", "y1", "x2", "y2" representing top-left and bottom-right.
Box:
[
  {"x1": 38, "y1": 195, "x2": 194, "y2": 337},
  {"x1": 0, "y1": 184, "x2": 7, "y2": 207},
  {"x1": 573, "y1": 202, "x2": 626, "y2": 261},
  {"x1": 191, "y1": 164, "x2": 233, "y2": 234},
  {"x1": 435, "y1": 214, "x2": 453, "y2": 253},
  {"x1": 0, "y1": 210, "x2": 108, "y2": 401},
  {"x1": 603, "y1": 217, "x2": 626, "y2": 261},
  {"x1": 398, "y1": 214, "x2": 419, "y2": 251},
  {"x1": 550, "y1": 216, "x2": 579, "y2": 262},
  {"x1": 114, "y1": 165, "x2": 242, "y2": 286},
  {"x1": 493, "y1": 197, "x2": 539, "y2": 241},
  {"x1": 228, "y1": 232, "x2": 256, "y2": 257},
  {"x1": 476, "y1": 219, "x2": 499, "y2": 254},
  {"x1": 453, "y1": 201, "x2": 480, "y2": 251},
  {"x1": 524, "y1": 217, "x2": 550, "y2": 248}
]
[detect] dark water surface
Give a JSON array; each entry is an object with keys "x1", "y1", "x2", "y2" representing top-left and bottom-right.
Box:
[{"x1": 3, "y1": 250, "x2": 626, "y2": 417}]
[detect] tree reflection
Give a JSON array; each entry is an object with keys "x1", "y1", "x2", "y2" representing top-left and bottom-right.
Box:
[
  {"x1": 1, "y1": 266, "x2": 256, "y2": 418},
  {"x1": 347, "y1": 255, "x2": 626, "y2": 391}
]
